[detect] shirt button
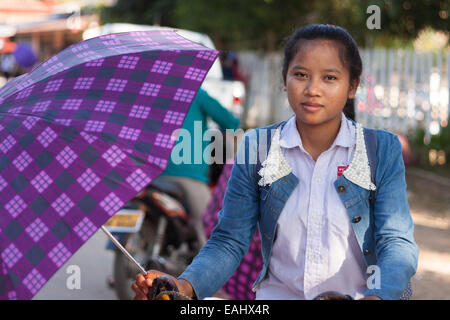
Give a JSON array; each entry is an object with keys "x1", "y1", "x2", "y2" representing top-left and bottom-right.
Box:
[
  {"x1": 337, "y1": 185, "x2": 346, "y2": 193},
  {"x1": 364, "y1": 249, "x2": 372, "y2": 255},
  {"x1": 352, "y1": 216, "x2": 362, "y2": 223}
]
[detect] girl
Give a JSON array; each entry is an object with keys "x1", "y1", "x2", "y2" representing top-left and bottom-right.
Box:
[{"x1": 132, "y1": 24, "x2": 418, "y2": 300}]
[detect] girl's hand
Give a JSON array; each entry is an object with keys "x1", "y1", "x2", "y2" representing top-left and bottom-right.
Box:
[
  {"x1": 131, "y1": 270, "x2": 195, "y2": 300},
  {"x1": 132, "y1": 270, "x2": 165, "y2": 300}
]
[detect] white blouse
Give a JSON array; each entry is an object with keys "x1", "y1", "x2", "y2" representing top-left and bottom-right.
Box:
[{"x1": 255, "y1": 113, "x2": 369, "y2": 300}]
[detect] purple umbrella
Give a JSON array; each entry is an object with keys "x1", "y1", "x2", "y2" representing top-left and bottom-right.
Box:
[{"x1": 0, "y1": 30, "x2": 218, "y2": 300}]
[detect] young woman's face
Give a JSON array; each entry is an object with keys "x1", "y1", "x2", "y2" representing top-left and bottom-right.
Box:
[{"x1": 285, "y1": 39, "x2": 358, "y2": 127}]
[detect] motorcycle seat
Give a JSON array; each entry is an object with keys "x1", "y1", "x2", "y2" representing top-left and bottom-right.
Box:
[{"x1": 148, "y1": 177, "x2": 185, "y2": 201}]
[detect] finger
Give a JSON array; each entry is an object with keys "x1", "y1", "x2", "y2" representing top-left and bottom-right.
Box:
[
  {"x1": 143, "y1": 270, "x2": 165, "y2": 286},
  {"x1": 133, "y1": 291, "x2": 147, "y2": 300},
  {"x1": 131, "y1": 282, "x2": 148, "y2": 299},
  {"x1": 136, "y1": 274, "x2": 150, "y2": 289},
  {"x1": 132, "y1": 278, "x2": 149, "y2": 295},
  {"x1": 145, "y1": 270, "x2": 163, "y2": 280},
  {"x1": 131, "y1": 281, "x2": 144, "y2": 294},
  {"x1": 145, "y1": 278, "x2": 153, "y2": 288},
  {"x1": 136, "y1": 273, "x2": 146, "y2": 283},
  {"x1": 134, "y1": 291, "x2": 147, "y2": 300}
]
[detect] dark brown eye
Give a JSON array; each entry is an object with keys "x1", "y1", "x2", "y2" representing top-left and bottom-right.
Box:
[{"x1": 295, "y1": 72, "x2": 307, "y2": 78}]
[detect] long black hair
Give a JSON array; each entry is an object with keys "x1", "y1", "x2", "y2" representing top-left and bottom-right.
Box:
[{"x1": 282, "y1": 24, "x2": 362, "y2": 120}]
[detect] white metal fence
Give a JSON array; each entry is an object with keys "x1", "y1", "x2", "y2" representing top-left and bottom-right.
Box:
[
  {"x1": 357, "y1": 48, "x2": 449, "y2": 142},
  {"x1": 238, "y1": 49, "x2": 450, "y2": 141}
]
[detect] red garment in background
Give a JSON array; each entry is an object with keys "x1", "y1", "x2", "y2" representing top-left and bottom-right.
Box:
[{"x1": 203, "y1": 163, "x2": 263, "y2": 300}]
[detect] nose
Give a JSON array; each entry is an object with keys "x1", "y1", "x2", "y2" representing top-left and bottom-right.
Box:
[{"x1": 304, "y1": 77, "x2": 321, "y2": 96}]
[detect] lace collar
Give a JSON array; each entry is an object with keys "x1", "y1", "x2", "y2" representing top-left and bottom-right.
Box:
[{"x1": 258, "y1": 122, "x2": 376, "y2": 191}]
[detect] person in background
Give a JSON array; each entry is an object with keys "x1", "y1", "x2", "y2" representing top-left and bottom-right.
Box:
[
  {"x1": 229, "y1": 51, "x2": 248, "y2": 88},
  {"x1": 221, "y1": 51, "x2": 248, "y2": 87},
  {"x1": 204, "y1": 158, "x2": 262, "y2": 300},
  {"x1": 1, "y1": 53, "x2": 15, "y2": 81},
  {"x1": 160, "y1": 87, "x2": 240, "y2": 247},
  {"x1": 221, "y1": 51, "x2": 234, "y2": 81}
]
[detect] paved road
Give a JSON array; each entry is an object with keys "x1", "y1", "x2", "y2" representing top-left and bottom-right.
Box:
[
  {"x1": 33, "y1": 230, "x2": 118, "y2": 300},
  {"x1": 405, "y1": 169, "x2": 450, "y2": 300}
]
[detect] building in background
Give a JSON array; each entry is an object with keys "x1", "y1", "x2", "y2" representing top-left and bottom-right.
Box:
[{"x1": 0, "y1": 0, "x2": 112, "y2": 65}]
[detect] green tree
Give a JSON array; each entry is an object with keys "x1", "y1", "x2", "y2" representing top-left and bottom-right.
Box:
[
  {"x1": 174, "y1": 0, "x2": 314, "y2": 50},
  {"x1": 100, "y1": 0, "x2": 178, "y2": 26},
  {"x1": 98, "y1": 0, "x2": 450, "y2": 50}
]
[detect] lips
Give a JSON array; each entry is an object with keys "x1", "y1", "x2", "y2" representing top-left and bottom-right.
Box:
[{"x1": 301, "y1": 102, "x2": 324, "y2": 111}]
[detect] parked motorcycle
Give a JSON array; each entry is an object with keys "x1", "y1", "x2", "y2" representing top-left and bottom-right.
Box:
[{"x1": 103, "y1": 176, "x2": 201, "y2": 300}]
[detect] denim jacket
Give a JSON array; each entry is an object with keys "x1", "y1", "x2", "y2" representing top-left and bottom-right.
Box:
[{"x1": 179, "y1": 121, "x2": 419, "y2": 300}]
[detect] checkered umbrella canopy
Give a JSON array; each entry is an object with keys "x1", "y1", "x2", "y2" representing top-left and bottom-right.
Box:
[{"x1": 0, "y1": 30, "x2": 218, "y2": 300}]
